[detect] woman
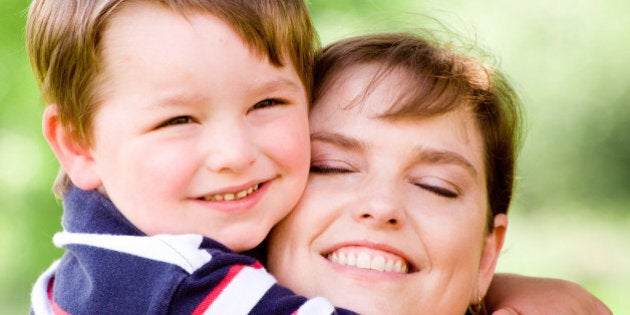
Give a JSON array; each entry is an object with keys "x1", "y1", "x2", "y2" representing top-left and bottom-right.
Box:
[
  {"x1": 268, "y1": 32, "x2": 519, "y2": 314},
  {"x1": 267, "y1": 31, "x2": 612, "y2": 315}
]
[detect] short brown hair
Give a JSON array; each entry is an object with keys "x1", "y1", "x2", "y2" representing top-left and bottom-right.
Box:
[
  {"x1": 313, "y1": 33, "x2": 522, "y2": 230},
  {"x1": 26, "y1": 0, "x2": 318, "y2": 195}
]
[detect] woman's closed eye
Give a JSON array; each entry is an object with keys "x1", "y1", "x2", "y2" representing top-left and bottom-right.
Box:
[
  {"x1": 310, "y1": 163, "x2": 353, "y2": 175},
  {"x1": 414, "y1": 181, "x2": 459, "y2": 199}
]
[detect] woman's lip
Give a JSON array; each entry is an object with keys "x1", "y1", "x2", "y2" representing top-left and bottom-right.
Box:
[{"x1": 322, "y1": 241, "x2": 417, "y2": 273}]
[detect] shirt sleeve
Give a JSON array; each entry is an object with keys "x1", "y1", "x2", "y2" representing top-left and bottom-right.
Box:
[{"x1": 168, "y1": 250, "x2": 356, "y2": 314}]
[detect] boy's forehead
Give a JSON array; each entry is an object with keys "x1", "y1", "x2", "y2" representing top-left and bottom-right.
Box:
[
  {"x1": 103, "y1": 1, "x2": 307, "y2": 86},
  {"x1": 92, "y1": 2, "x2": 308, "y2": 112}
]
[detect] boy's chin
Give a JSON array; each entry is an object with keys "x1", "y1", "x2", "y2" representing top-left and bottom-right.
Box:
[{"x1": 223, "y1": 232, "x2": 267, "y2": 254}]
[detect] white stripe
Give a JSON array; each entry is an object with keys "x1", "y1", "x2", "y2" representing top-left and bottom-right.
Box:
[
  {"x1": 296, "y1": 296, "x2": 336, "y2": 315},
  {"x1": 31, "y1": 259, "x2": 59, "y2": 315},
  {"x1": 53, "y1": 232, "x2": 212, "y2": 274},
  {"x1": 203, "y1": 266, "x2": 276, "y2": 315}
]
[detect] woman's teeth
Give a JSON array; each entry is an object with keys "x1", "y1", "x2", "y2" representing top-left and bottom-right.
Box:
[
  {"x1": 202, "y1": 184, "x2": 260, "y2": 201},
  {"x1": 326, "y1": 250, "x2": 409, "y2": 273}
]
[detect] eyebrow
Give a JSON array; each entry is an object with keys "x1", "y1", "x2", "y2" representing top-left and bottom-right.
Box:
[
  {"x1": 153, "y1": 94, "x2": 201, "y2": 108},
  {"x1": 310, "y1": 132, "x2": 366, "y2": 153},
  {"x1": 412, "y1": 148, "x2": 479, "y2": 178},
  {"x1": 311, "y1": 131, "x2": 478, "y2": 178},
  {"x1": 250, "y1": 77, "x2": 303, "y2": 94},
  {"x1": 144, "y1": 77, "x2": 304, "y2": 110}
]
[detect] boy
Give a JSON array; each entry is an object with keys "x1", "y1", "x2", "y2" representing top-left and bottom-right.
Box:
[{"x1": 27, "y1": 0, "x2": 351, "y2": 313}]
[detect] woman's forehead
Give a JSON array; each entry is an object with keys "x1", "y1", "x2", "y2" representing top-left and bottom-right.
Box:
[
  {"x1": 314, "y1": 64, "x2": 412, "y2": 114},
  {"x1": 314, "y1": 62, "x2": 475, "y2": 126}
]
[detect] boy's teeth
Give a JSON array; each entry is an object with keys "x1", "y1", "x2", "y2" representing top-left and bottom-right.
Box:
[
  {"x1": 236, "y1": 190, "x2": 248, "y2": 198},
  {"x1": 202, "y1": 184, "x2": 259, "y2": 201},
  {"x1": 326, "y1": 249, "x2": 409, "y2": 274}
]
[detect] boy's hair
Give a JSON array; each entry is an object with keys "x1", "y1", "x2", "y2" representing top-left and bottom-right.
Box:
[
  {"x1": 313, "y1": 32, "x2": 523, "y2": 231},
  {"x1": 26, "y1": 0, "x2": 318, "y2": 196}
]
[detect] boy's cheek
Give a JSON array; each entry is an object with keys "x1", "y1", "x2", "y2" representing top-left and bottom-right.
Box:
[{"x1": 267, "y1": 116, "x2": 310, "y2": 171}]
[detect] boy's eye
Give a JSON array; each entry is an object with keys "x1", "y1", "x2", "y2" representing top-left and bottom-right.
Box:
[
  {"x1": 251, "y1": 98, "x2": 284, "y2": 111},
  {"x1": 157, "y1": 116, "x2": 194, "y2": 128},
  {"x1": 414, "y1": 182, "x2": 459, "y2": 199}
]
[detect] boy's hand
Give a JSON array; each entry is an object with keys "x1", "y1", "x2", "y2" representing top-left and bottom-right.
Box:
[{"x1": 487, "y1": 273, "x2": 612, "y2": 315}]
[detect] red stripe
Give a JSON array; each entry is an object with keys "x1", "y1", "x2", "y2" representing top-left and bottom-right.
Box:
[
  {"x1": 192, "y1": 265, "x2": 245, "y2": 315},
  {"x1": 47, "y1": 277, "x2": 70, "y2": 315}
]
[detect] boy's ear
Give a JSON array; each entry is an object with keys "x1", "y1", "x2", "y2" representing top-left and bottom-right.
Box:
[
  {"x1": 475, "y1": 213, "x2": 508, "y2": 300},
  {"x1": 42, "y1": 105, "x2": 102, "y2": 190}
]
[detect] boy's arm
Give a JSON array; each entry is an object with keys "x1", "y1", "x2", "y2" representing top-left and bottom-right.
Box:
[
  {"x1": 170, "y1": 253, "x2": 357, "y2": 314},
  {"x1": 486, "y1": 273, "x2": 612, "y2": 314}
]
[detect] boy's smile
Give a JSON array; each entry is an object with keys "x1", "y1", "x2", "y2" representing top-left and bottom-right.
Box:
[
  {"x1": 74, "y1": 2, "x2": 310, "y2": 252},
  {"x1": 197, "y1": 182, "x2": 261, "y2": 202},
  {"x1": 191, "y1": 180, "x2": 268, "y2": 214}
]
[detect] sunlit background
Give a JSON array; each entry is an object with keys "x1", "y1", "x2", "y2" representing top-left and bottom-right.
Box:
[{"x1": 1, "y1": 0, "x2": 628, "y2": 313}]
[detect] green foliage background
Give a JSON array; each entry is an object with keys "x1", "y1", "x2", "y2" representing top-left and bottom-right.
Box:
[{"x1": 1, "y1": 0, "x2": 628, "y2": 313}]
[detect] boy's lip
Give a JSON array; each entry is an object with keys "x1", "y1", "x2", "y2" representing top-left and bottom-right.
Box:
[
  {"x1": 198, "y1": 183, "x2": 262, "y2": 201},
  {"x1": 321, "y1": 241, "x2": 417, "y2": 274},
  {"x1": 195, "y1": 179, "x2": 268, "y2": 199},
  {"x1": 192, "y1": 179, "x2": 273, "y2": 211}
]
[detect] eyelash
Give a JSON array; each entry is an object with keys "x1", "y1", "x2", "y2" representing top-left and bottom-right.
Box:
[
  {"x1": 415, "y1": 183, "x2": 459, "y2": 199},
  {"x1": 157, "y1": 115, "x2": 194, "y2": 128},
  {"x1": 155, "y1": 98, "x2": 284, "y2": 128},
  {"x1": 309, "y1": 165, "x2": 352, "y2": 174},
  {"x1": 251, "y1": 98, "x2": 285, "y2": 111},
  {"x1": 312, "y1": 159, "x2": 459, "y2": 198}
]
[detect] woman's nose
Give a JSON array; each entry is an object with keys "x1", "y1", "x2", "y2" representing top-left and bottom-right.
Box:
[
  {"x1": 350, "y1": 186, "x2": 406, "y2": 229},
  {"x1": 203, "y1": 123, "x2": 256, "y2": 173}
]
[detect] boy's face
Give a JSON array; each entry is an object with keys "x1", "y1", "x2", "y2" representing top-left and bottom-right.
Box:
[
  {"x1": 83, "y1": 3, "x2": 310, "y2": 251},
  {"x1": 268, "y1": 64, "x2": 505, "y2": 314}
]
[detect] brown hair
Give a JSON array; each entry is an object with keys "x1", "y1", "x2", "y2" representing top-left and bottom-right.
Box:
[
  {"x1": 313, "y1": 33, "x2": 522, "y2": 230},
  {"x1": 26, "y1": 0, "x2": 318, "y2": 195}
]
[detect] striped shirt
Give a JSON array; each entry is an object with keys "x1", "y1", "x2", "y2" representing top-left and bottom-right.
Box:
[{"x1": 30, "y1": 185, "x2": 354, "y2": 315}]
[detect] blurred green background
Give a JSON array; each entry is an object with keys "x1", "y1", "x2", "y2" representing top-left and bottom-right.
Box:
[{"x1": 1, "y1": 0, "x2": 628, "y2": 313}]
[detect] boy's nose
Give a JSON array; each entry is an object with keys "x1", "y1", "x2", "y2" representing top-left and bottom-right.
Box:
[{"x1": 203, "y1": 125, "x2": 256, "y2": 173}]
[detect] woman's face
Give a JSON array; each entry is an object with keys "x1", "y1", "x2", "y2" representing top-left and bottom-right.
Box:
[{"x1": 267, "y1": 64, "x2": 506, "y2": 315}]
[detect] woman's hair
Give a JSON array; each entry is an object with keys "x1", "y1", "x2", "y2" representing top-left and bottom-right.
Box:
[
  {"x1": 313, "y1": 32, "x2": 523, "y2": 230},
  {"x1": 26, "y1": 0, "x2": 318, "y2": 195}
]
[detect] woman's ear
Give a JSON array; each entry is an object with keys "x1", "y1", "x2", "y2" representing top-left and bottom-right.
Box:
[
  {"x1": 42, "y1": 105, "x2": 102, "y2": 190},
  {"x1": 476, "y1": 214, "x2": 508, "y2": 298}
]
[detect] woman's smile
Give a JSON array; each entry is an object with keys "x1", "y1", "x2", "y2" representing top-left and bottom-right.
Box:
[{"x1": 324, "y1": 245, "x2": 413, "y2": 274}]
